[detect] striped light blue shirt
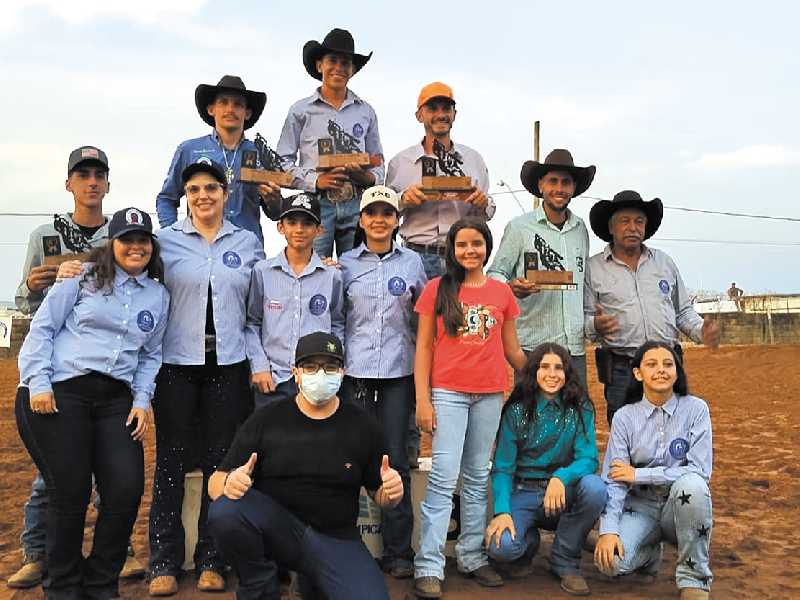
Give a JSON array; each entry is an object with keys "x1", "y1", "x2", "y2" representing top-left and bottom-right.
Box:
[
  {"x1": 599, "y1": 394, "x2": 713, "y2": 536},
  {"x1": 159, "y1": 218, "x2": 265, "y2": 366},
  {"x1": 276, "y1": 88, "x2": 385, "y2": 195},
  {"x1": 584, "y1": 244, "x2": 704, "y2": 355},
  {"x1": 488, "y1": 206, "x2": 589, "y2": 356},
  {"x1": 246, "y1": 251, "x2": 344, "y2": 384},
  {"x1": 339, "y1": 242, "x2": 427, "y2": 378},
  {"x1": 18, "y1": 266, "x2": 170, "y2": 409}
]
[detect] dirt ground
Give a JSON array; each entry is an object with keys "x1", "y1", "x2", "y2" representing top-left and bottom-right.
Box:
[{"x1": 1, "y1": 345, "x2": 798, "y2": 600}]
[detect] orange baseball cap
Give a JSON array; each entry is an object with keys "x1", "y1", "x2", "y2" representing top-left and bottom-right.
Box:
[{"x1": 417, "y1": 82, "x2": 456, "y2": 110}]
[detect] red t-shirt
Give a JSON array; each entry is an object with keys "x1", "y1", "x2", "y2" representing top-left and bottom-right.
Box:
[{"x1": 415, "y1": 277, "x2": 520, "y2": 394}]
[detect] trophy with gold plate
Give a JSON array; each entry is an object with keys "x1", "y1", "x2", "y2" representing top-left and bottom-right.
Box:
[
  {"x1": 239, "y1": 133, "x2": 293, "y2": 187},
  {"x1": 419, "y1": 140, "x2": 475, "y2": 201},
  {"x1": 524, "y1": 234, "x2": 577, "y2": 291},
  {"x1": 317, "y1": 120, "x2": 382, "y2": 202}
]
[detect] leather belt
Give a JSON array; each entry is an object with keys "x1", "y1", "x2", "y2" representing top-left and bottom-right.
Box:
[{"x1": 405, "y1": 241, "x2": 446, "y2": 257}]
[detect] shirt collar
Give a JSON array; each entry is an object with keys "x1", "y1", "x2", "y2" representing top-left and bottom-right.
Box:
[
  {"x1": 114, "y1": 266, "x2": 148, "y2": 288},
  {"x1": 533, "y1": 204, "x2": 576, "y2": 231},
  {"x1": 310, "y1": 87, "x2": 360, "y2": 109},
  {"x1": 640, "y1": 394, "x2": 678, "y2": 418},
  {"x1": 271, "y1": 248, "x2": 324, "y2": 276},
  {"x1": 412, "y1": 138, "x2": 458, "y2": 162},
  {"x1": 179, "y1": 216, "x2": 240, "y2": 240},
  {"x1": 603, "y1": 243, "x2": 653, "y2": 262},
  {"x1": 354, "y1": 241, "x2": 401, "y2": 259},
  {"x1": 210, "y1": 128, "x2": 247, "y2": 146},
  {"x1": 536, "y1": 391, "x2": 563, "y2": 410}
]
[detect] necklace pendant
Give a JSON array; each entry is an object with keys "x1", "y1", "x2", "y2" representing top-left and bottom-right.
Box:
[{"x1": 226, "y1": 166, "x2": 234, "y2": 184}]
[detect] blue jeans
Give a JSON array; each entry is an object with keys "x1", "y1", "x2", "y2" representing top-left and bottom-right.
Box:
[
  {"x1": 313, "y1": 195, "x2": 360, "y2": 259},
  {"x1": 414, "y1": 389, "x2": 503, "y2": 579},
  {"x1": 609, "y1": 473, "x2": 713, "y2": 591},
  {"x1": 487, "y1": 475, "x2": 606, "y2": 576},
  {"x1": 209, "y1": 489, "x2": 389, "y2": 600},
  {"x1": 340, "y1": 375, "x2": 414, "y2": 564},
  {"x1": 253, "y1": 378, "x2": 298, "y2": 411},
  {"x1": 21, "y1": 471, "x2": 48, "y2": 560}
]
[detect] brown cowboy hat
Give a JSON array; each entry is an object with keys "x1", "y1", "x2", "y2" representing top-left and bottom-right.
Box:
[
  {"x1": 589, "y1": 190, "x2": 664, "y2": 243},
  {"x1": 302, "y1": 28, "x2": 372, "y2": 81},
  {"x1": 520, "y1": 149, "x2": 596, "y2": 198},
  {"x1": 194, "y1": 75, "x2": 266, "y2": 130}
]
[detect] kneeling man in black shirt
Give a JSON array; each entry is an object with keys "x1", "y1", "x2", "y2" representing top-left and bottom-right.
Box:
[{"x1": 208, "y1": 331, "x2": 403, "y2": 600}]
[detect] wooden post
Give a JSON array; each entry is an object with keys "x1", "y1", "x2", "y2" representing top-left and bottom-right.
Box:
[{"x1": 533, "y1": 121, "x2": 541, "y2": 209}]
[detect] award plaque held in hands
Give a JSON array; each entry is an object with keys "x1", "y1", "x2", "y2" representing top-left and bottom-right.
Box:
[
  {"x1": 524, "y1": 251, "x2": 577, "y2": 291},
  {"x1": 42, "y1": 235, "x2": 90, "y2": 266},
  {"x1": 420, "y1": 140, "x2": 475, "y2": 201},
  {"x1": 239, "y1": 133, "x2": 293, "y2": 187},
  {"x1": 316, "y1": 120, "x2": 381, "y2": 202}
]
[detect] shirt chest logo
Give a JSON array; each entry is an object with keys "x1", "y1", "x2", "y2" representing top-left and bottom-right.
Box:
[
  {"x1": 669, "y1": 437, "x2": 689, "y2": 460},
  {"x1": 223, "y1": 251, "x2": 242, "y2": 268},
  {"x1": 352, "y1": 123, "x2": 364, "y2": 138},
  {"x1": 459, "y1": 304, "x2": 497, "y2": 340},
  {"x1": 659, "y1": 279, "x2": 670, "y2": 294},
  {"x1": 388, "y1": 276, "x2": 407, "y2": 296},
  {"x1": 309, "y1": 294, "x2": 328, "y2": 316},
  {"x1": 137, "y1": 310, "x2": 155, "y2": 332}
]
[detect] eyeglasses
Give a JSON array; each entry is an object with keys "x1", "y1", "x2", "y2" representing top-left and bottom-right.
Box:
[
  {"x1": 299, "y1": 362, "x2": 342, "y2": 375},
  {"x1": 185, "y1": 183, "x2": 224, "y2": 196}
]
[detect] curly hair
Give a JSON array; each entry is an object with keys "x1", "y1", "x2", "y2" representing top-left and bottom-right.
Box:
[
  {"x1": 504, "y1": 343, "x2": 593, "y2": 434},
  {"x1": 434, "y1": 217, "x2": 494, "y2": 337}
]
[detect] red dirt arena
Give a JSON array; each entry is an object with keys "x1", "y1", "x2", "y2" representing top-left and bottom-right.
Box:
[{"x1": 1, "y1": 345, "x2": 798, "y2": 599}]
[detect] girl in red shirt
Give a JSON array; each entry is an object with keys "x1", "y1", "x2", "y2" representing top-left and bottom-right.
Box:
[{"x1": 413, "y1": 217, "x2": 527, "y2": 598}]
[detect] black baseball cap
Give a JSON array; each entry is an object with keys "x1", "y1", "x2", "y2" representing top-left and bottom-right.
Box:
[
  {"x1": 280, "y1": 193, "x2": 321, "y2": 224},
  {"x1": 295, "y1": 332, "x2": 344, "y2": 365},
  {"x1": 108, "y1": 207, "x2": 155, "y2": 239},
  {"x1": 181, "y1": 159, "x2": 227, "y2": 187},
  {"x1": 67, "y1": 146, "x2": 109, "y2": 174}
]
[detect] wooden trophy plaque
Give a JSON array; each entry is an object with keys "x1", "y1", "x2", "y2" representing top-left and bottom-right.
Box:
[
  {"x1": 524, "y1": 251, "x2": 577, "y2": 291},
  {"x1": 419, "y1": 154, "x2": 475, "y2": 202},
  {"x1": 43, "y1": 253, "x2": 91, "y2": 267},
  {"x1": 239, "y1": 149, "x2": 293, "y2": 187}
]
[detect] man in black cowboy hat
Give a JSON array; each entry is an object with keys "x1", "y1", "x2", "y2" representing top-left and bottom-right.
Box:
[
  {"x1": 488, "y1": 149, "x2": 595, "y2": 389},
  {"x1": 276, "y1": 28, "x2": 384, "y2": 259},
  {"x1": 155, "y1": 75, "x2": 281, "y2": 243},
  {"x1": 584, "y1": 190, "x2": 720, "y2": 424}
]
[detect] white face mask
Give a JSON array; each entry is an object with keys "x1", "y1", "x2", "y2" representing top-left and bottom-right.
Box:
[{"x1": 299, "y1": 371, "x2": 343, "y2": 406}]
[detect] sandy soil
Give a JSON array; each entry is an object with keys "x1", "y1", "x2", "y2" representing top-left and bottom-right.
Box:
[{"x1": 1, "y1": 345, "x2": 798, "y2": 599}]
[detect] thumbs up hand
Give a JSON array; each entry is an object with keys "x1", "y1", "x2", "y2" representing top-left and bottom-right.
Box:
[
  {"x1": 224, "y1": 453, "x2": 257, "y2": 500},
  {"x1": 377, "y1": 454, "x2": 404, "y2": 508}
]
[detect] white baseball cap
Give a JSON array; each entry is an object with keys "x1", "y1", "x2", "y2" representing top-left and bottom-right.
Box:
[{"x1": 360, "y1": 185, "x2": 400, "y2": 212}]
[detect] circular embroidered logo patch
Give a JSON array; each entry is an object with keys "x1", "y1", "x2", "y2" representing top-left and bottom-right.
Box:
[
  {"x1": 659, "y1": 279, "x2": 670, "y2": 294},
  {"x1": 669, "y1": 437, "x2": 690, "y2": 460},
  {"x1": 388, "y1": 276, "x2": 407, "y2": 296},
  {"x1": 309, "y1": 294, "x2": 328, "y2": 316},
  {"x1": 137, "y1": 310, "x2": 155, "y2": 332},
  {"x1": 222, "y1": 251, "x2": 242, "y2": 268},
  {"x1": 352, "y1": 123, "x2": 364, "y2": 138}
]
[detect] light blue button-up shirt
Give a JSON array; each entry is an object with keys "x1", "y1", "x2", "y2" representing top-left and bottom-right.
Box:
[
  {"x1": 156, "y1": 130, "x2": 276, "y2": 242},
  {"x1": 246, "y1": 251, "x2": 345, "y2": 384},
  {"x1": 599, "y1": 394, "x2": 713, "y2": 535},
  {"x1": 18, "y1": 266, "x2": 170, "y2": 409},
  {"x1": 584, "y1": 244, "x2": 704, "y2": 355},
  {"x1": 159, "y1": 218, "x2": 265, "y2": 366},
  {"x1": 488, "y1": 206, "x2": 589, "y2": 356},
  {"x1": 276, "y1": 88, "x2": 384, "y2": 195},
  {"x1": 339, "y1": 243, "x2": 427, "y2": 378}
]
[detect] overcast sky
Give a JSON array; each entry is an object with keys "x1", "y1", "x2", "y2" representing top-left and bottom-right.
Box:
[{"x1": 2, "y1": 0, "x2": 799, "y2": 302}]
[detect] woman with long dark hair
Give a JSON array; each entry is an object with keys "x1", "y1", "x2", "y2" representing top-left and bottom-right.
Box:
[
  {"x1": 412, "y1": 217, "x2": 527, "y2": 598},
  {"x1": 338, "y1": 185, "x2": 427, "y2": 578},
  {"x1": 484, "y1": 343, "x2": 605, "y2": 596},
  {"x1": 16, "y1": 207, "x2": 169, "y2": 600},
  {"x1": 595, "y1": 341, "x2": 714, "y2": 600}
]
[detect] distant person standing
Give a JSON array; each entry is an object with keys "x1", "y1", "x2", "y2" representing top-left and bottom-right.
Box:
[{"x1": 726, "y1": 282, "x2": 744, "y2": 311}]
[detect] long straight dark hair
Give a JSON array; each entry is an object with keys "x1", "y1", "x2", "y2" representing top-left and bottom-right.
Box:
[
  {"x1": 623, "y1": 341, "x2": 689, "y2": 405},
  {"x1": 434, "y1": 217, "x2": 493, "y2": 337},
  {"x1": 504, "y1": 343, "x2": 593, "y2": 434},
  {"x1": 82, "y1": 236, "x2": 164, "y2": 293}
]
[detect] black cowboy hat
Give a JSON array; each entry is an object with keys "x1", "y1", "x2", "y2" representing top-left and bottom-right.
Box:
[
  {"x1": 520, "y1": 149, "x2": 596, "y2": 198},
  {"x1": 302, "y1": 28, "x2": 372, "y2": 81},
  {"x1": 194, "y1": 75, "x2": 266, "y2": 130},
  {"x1": 589, "y1": 190, "x2": 664, "y2": 243}
]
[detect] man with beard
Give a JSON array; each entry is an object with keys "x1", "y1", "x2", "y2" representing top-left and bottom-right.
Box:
[
  {"x1": 584, "y1": 190, "x2": 720, "y2": 425},
  {"x1": 488, "y1": 149, "x2": 596, "y2": 386},
  {"x1": 386, "y1": 82, "x2": 494, "y2": 280}
]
